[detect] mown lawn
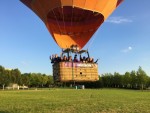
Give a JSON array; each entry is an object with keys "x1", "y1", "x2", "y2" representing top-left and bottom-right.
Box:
[{"x1": 0, "y1": 88, "x2": 150, "y2": 113}]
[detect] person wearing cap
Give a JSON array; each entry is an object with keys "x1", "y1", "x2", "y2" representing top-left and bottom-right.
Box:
[{"x1": 73, "y1": 55, "x2": 78, "y2": 62}]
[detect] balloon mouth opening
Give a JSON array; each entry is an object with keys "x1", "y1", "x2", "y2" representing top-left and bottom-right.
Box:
[
  {"x1": 46, "y1": 6, "x2": 104, "y2": 49},
  {"x1": 47, "y1": 6, "x2": 104, "y2": 35}
]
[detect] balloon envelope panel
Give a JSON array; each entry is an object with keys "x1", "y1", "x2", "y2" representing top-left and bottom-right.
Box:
[{"x1": 21, "y1": 0, "x2": 123, "y2": 49}]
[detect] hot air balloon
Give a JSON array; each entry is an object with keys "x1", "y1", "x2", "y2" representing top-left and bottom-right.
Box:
[{"x1": 20, "y1": 0, "x2": 123, "y2": 82}]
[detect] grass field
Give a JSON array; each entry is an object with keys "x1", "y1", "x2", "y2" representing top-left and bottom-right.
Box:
[{"x1": 0, "y1": 88, "x2": 150, "y2": 113}]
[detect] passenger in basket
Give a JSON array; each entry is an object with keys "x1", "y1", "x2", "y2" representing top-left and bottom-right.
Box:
[
  {"x1": 80, "y1": 55, "x2": 86, "y2": 62},
  {"x1": 49, "y1": 54, "x2": 55, "y2": 63},
  {"x1": 54, "y1": 54, "x2": 58, "y2": 63},
  {"x1": 86, "y1": 57, "x2": 90, "y2": 63},
  {"x1": 89, "y1": 57, "x2": 94, "y2": 63},
  {"x1": 73, "y1": 55, "x2": 78, "y2": 62},
  {"x1": 82, "y1": 56, "x2": 86, "y2": 63},
  {"x1": 60, "y1": 56, "x2": 63, "y2": 61},
  {"x1": 68, "y1": 56, "x2": 72, "y2": 62},
  {"x1": 62, "y1": 55, "x2": 68, "y2": 62}
]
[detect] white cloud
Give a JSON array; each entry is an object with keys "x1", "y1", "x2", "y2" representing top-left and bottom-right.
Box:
[
  {"x1": 121, "y1": 46, "x2": 133, "y2": 53},
  {"x1": 106, "y1": 16, "x2": 133, "y2": 24},
  {"x1": 21, "y1": 61, "x2": 29, "y2": 66}
]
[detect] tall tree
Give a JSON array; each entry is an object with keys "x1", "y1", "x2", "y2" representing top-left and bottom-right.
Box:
[
  {"x1": 113, "y1": 72, "x2": 122, "y2": 88},
  {"x1": 11, "y1": 69, "x2": 22, "y2": 85},
  {"x1": 130, "y1": 70, "x2": 137, "y2": 89},
  {"x1": 147, "y1": 77, "x2": 150, "y2": 88},
  {"x1": 21, "y1": 73, "x2": 31, "y2": 86},
  {"x1": 123, "y1": 72, "x2": 131, "y2": 88},
  {"x1": 102, "y1": 73, "x2": 113, "y2": 87},
  {"x1": 136, "y1": 66, "x2": 148, "y2": 90},
  {"x1": 4, "y1": 69, "x2": 12, "y2": 86},
  {"x1": 40, "y1": 74, "x2": 49, "y2": 87},
  {"x1": 46, "y1": 76, "x2": 54, "y2": 87}
]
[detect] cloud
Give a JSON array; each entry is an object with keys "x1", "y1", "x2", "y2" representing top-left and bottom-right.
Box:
[
  {"x1": 121, "y1": 46, "x2": 133, "y2": 53},
  {"x1": 106, "y1": 16, "x2": 133, "y2": 24},
  {"x1": 21, "y1": 61, "x2": 29, "y2": 66}
]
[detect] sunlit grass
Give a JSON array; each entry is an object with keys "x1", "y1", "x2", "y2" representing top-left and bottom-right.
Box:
[{"x1": 0, "y1": 89, "x2": 150, "y2": 113}]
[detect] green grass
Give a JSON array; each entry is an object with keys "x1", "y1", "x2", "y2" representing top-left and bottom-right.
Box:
[{"x1": 0, "y1": 88, "x2": 150, "y2": 113}]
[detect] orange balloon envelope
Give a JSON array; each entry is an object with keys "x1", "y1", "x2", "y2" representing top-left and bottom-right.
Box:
[{"x1": 21, "y1": 0, "x2": 123, "y2": 49}]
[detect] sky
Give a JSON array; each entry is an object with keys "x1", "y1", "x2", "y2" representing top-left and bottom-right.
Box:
[{"x1": 0, "y1": 0, "x2": 150, "y2": 75}]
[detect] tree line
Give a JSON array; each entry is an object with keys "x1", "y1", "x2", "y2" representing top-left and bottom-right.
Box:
[
  {"x1": 0, "y1": 65, "x2": 150, "y2": 90},
  {"x1": 84, "y1": 66, "x2": 150, "y2": 90},
  {"x1": 0, "y1": 65, "x2": 53, "y2": 89}
]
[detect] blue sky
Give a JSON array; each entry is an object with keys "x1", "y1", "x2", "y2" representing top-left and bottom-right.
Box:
[{"x1": 0, "y1": 0, "x2": 150, "y2": 75}]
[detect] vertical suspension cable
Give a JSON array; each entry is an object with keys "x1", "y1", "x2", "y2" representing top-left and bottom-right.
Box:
[
  {"x1": 61, "y1": 6, "x2": 68, "y2": 49},
  {"x1": 71, "y1": 0, "x2": 74, "y2": 27},
  {"x1": 71, "y1": 6, "x2": 73, "y2": 27},
  {"x1": 61, "y1": 6, "x2": 67, "y2": 34},
  {"x1": 52, "y1": 9, "x2": 62, "y2": 34},
  {"x1": 78, "y1": 0, "x2": 87, "y2": 48},
  {"x1": 71, "y1": 0, "x2": 88, "y2": 49},
  {"x1": 85, "y1": 0, "x2": 99, "y2": 21},
  {"x1": 75, "y1": 0, "x2": 87, "y2": 27}
]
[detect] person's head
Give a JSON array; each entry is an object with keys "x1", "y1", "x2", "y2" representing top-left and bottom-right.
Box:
[
  {"x1": 69, "y1": 56, "x2": 72, "y2": 59},
  {"x1": 74, "y1": 56, "x2": 77, "y2": 59},
  {"x1": 55, "y1": 54, "x2": 58, "y2": 58},
  {"x1": 90, "y1": 58, "x2": 94, "y2": 62},
  {"x1": 52, "y1": 54, "x2": 55, "y2": 58},
  {"x1": 68, "y1": 56, "x2": 72, "y2": 61},
  {"x1": 85, "y1": 57, "x2": 89, "y2": 63},
  {"x1": 63, "y1": 55, "x2": 67, "y2": 60}
]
